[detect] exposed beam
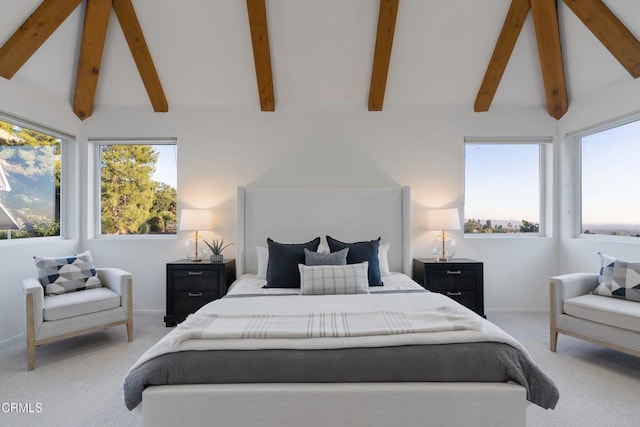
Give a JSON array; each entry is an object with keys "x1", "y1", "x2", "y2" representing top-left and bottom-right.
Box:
[
  {"x1": 368, "y1": 0, "x2": 399, "y2": 111},
  {"x1": 531, "y1": 0, "x2": 568, "y2": 119},
  {"x1": 246, "y1": 0, "x2": 275, "y2": 112},
  {"x1": 475, "y1": 0, "x2": 531, "y2": 112},
  {"x1": 563, "y1": 0, "x2": 640, "y2": 78},
  {"x1": 0, "y1": 0, "x2": 83, "y2": 79},
  {"x1": 73, "y1": 0, "x2": 112, "y2": 120},
  {"x1": 112, "y1": 0, "x2": 168, "y2": 112}
]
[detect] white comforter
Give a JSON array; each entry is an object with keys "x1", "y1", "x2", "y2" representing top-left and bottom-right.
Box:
[{"x1": 128, "y1": 274, "x2": 529, "y2": 374}]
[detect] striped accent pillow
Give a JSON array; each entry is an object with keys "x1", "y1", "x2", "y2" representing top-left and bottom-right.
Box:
[{"x1": 299, "y1": 262, "x2": 369, "y2": 295}]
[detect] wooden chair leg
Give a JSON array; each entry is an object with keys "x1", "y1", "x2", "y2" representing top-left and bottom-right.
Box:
[
  {"x1": 126, "y1": 318, "x2": 133, "y2": 342},
  {"x1": 126, "y1": 280, "x2": 133, "y2": 342},
  {"x1": 550, "y1": 328, "x2": 558, "y2": 352},
  {"x1": 26, "y1": 293, "x2": 36, "y2": 371},
  {"x1": 549, "y1": 280, "x2": 558, "y2": 352}
]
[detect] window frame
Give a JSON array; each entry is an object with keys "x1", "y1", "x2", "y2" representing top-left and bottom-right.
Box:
[
  {"x1": 567, "y1": 113, "x2": 640, "y2": 242},
  {"x1": 463, "y1": 136, "x2": 553, "y2": 238},
  {"x1": 0, "y1": 111, "x2": 73, "y2": 243},
  {"x1": 91, "y1": 137, "x2": 177, "y2": 239}
]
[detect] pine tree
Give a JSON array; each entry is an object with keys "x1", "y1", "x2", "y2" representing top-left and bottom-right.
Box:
[{"x1": 100, "y1": 145, "x2": 158, "y2": 234}]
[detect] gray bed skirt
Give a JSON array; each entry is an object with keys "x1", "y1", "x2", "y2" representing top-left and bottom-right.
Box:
[{"x1": 124, "y1": 342, "x2": 559, "y2": 410}]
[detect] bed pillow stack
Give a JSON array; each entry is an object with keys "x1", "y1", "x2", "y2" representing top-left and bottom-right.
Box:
[
  {"x1": 265, "y1": 237, "x2": 321, "y2": 288},
  {"x1": 326, "y1": 236, "x2": 383, "y2": 286},
  {"x1": 299, "y1": 261, "x2": 369, "y2": 295}
]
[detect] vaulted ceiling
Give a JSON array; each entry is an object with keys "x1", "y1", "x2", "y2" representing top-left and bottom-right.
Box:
[{"x1": 0, "y1": 0, "x2": 639, "y2": 120}]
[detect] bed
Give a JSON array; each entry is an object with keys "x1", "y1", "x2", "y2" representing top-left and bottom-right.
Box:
[{"x1": 125, "y1": 186, "x2": 558, "y2": 427}]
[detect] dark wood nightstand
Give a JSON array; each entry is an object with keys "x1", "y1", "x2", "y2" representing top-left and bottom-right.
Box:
[
  {"x1": 412, "y1": 258, "x2": 485, "y2": 317},
  {"x1": 164, "y1": 259, "x2": 236, "y2": 327}
]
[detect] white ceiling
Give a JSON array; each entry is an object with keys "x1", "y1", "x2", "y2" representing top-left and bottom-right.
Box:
[{"x1": 1, "y1": 0, "x2": 638, "y2": 112}]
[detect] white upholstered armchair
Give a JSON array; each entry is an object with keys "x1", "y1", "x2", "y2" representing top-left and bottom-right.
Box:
[{"x1": 22, "y1": 268, "x2": 133, "y2": 370}]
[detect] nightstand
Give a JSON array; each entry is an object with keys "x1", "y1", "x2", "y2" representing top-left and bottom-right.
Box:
[
  {"x1": 164, "y1": 259, "x2": 236, "y2": 327},
  {"x1": 412, "y1": 258, "x2": 485, "y2": 317}
]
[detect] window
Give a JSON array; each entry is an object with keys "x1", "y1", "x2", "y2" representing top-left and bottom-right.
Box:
[
  {"x1": 464, "y1": 138, "x2": 550, "y2": 235},
  {"x1": 577, "y1": 118, "x2": 640, "y2": 238},
  {"x1": 0, "y1": 116, "x2": 68, "y2": 240},
  {"x1": 97, "y1": 139, "x2": 177, "y2": 236}
]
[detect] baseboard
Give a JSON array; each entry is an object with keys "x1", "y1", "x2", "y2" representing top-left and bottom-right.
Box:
[
  {"x1": 133, "y1": 309, "x2": 164, "y2": 314},
  {"x1": 0, "y1": 333, "x2": 24, "y2": 346},
  {"x1": 485, "y1": 308, "x2": 548, "y2": 314}
]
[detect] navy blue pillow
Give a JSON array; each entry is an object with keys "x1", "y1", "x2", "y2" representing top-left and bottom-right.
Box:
[
  {"x1": 266, "y1": 237, "x2": 321, "y2": 288},
  {"x1": 326, "y1": 236, "x2": 383, "y2": 286}
]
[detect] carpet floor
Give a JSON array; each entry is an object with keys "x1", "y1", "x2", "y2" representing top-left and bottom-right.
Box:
[{"x1": 0, "y1": 311, "x2": 638, "y2": 426}]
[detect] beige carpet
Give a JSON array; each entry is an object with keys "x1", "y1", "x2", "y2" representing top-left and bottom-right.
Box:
[{"x1": 0, "y1": 311, "x2": 638, "y2": 426}]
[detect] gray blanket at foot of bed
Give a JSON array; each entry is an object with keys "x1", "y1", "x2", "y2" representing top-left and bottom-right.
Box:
[{"x1": 124, "y1": 342, "x2": 559, "y2": 410}]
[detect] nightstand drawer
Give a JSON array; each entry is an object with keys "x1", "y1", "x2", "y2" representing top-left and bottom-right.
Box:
[
  {"x1": 172, "y1": 269, "x2": 220, "y2": 292},
  {"x1": 172, "y1": 291, "x2": 218, "y2": 314},
  {"x1": 428, "y1": 268, "x2": 477, "y2": 291},
  {"x1": 439, "y1": 290, "x2": 477, "y2": 311}
]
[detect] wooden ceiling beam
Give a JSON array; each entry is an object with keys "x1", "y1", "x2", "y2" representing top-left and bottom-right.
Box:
[
  {"x1": 112, "y1": 0, "x2": 168, "y2": 112},
  {"x1": 563, "y1": 0, "x2": 640, "y2": 78},
  {"x1": 0, "y1": 0, "x2": 83, "y2": 79},
  {"x1": 73, "y1": 0, "x2": 112, "y2": 120},
  {"x1": 246, "y1": 0, "x2": 275, "y2": 112},
  {"x1": 368, "y1": 0, "x2": 399, "y2": 111},
  {"x1": 531, "y1": 0, "x2": 568, "y2": 119},
  {"x1": 475, "y1": 0, "x2": 531, "y2": 112}
]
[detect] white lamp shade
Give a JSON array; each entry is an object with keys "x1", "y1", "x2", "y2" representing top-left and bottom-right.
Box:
[
  {"x1": 179, "y1": 209, "x2": 213, "y2": 231},
  {"x1": 427, "y1": 208, "x2": 461, "y2": 231}
]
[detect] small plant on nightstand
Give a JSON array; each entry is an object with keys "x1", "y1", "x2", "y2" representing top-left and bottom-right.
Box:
[{"x1": 204, "y1": 238, "x2": 233, "y2": 262}]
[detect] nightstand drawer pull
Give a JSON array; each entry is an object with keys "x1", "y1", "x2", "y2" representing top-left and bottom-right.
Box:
[
  {"x1": 446, "y1": 270, "x2": 462, "y2": 275},
  {"x1": 446, "y1": 291, "x2": 462, "y2": 296},
  {"x1": 188, "y1": 271, "x2": 203, "y2": 276},
  {"x1": 188, "y1": 292, "x2": 203, "y2": 297}
]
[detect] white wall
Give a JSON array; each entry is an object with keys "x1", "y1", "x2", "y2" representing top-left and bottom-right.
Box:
[
  {"x1": 0, "y1": 78, "x2": 564, "y2": 343},
  {"x1": 558, "y1": 77, "x2": 640, "y2": 274},
  {"x1": 0, "y1": 78, "x2": 81, "y2": 343},
  {"x1": 81, "y1": 104, "x2": 559, "y2": 317}
]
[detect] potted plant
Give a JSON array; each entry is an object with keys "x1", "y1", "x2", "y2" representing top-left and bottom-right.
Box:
[{"x1": 204, "y1": 238, "x2": 233, "y2": 262}]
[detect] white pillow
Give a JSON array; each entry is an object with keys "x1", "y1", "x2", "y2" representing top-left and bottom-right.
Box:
[
  {"x1": 256, "y1": 244, "x2": 328, "y2": 279},
  {"x1": 256, "y1": 246, "x2": 269, "y2": 279},
  {"x1": 299, "y1": 262, "x2": 370, "y2": 295},
  {"x1": 378, "y1": 242, "x2": 390, "y2": 277}
]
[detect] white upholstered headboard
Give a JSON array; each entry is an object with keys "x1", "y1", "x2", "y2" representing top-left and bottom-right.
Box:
[{"x1": 236, "y1": 186, "x2": 411, "y2": 276}]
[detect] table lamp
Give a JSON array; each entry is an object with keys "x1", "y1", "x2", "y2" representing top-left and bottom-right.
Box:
[
  {"x1": 179, "y1": 209, "x2": 213, "y2": 261},
  {"x1": 427, "y1": 208, "x2": 461, "y2": 262}
]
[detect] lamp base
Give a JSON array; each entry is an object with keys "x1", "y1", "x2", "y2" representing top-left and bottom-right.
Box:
[
  {"x1": 432, "y1": 234, "x2": 457, "y2": 262},
  {"x1": 184, "y1": 237, "x2": 207, "y2": 262}
]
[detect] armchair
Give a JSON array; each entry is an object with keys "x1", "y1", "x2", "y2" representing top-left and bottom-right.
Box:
[
  {"x1": 550, "y1": 273, "x2": 640, "y2": 357},
  {"x1": 23, "y1": 267, "x2": 133, "y2": 370}
]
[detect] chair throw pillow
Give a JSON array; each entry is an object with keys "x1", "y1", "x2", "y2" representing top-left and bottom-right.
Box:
[
  {"x1": 594, "y1": 252, "x2": 640, "y2": 302},
  {"x1": 34, "y1": 251, "x2": 102, "y2": 296},
  {"x1": 326, "y1": 236, "x2": 383, "y2": 286},
  {"x1": 299, "y1": 262, "x2": 369, "y2": 295},
  {"x1": 266, "y1": 237, "x2": 321, "y2": 288}
]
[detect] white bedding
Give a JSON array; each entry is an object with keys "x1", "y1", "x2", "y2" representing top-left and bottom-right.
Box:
[
  {"x1": 128, "y1": 274, "x2": 529, "y2": 373},
  {"x1": 226, "y1": 272, "x2": 425, "y2": 296}
]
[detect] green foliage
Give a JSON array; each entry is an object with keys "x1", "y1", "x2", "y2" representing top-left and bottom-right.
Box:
[
  {"x1": 100, "y1": 144, "x2": 177, "y2": 235},
  {"x1": 146, "y1": 215, "x2": 165, "y2": 233},
  {"x1": 204, "y1": 238, "x2": 233, "y2": 255},
  {"x1": 100, "y1": 145, "x2": 157, "y2": 234},
  {"x1": 519, "y1": 220, "x2": 539, "y2": 233},
  {"x1": 464, "y1": 218, "x2": 539, "y2": 234}
]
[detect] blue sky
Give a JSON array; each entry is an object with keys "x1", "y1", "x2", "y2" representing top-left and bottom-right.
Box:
[
  {"x1": 581, "y1": 119, "x2": 640, "y2": 225},
  {"x1": 151, "y1": 144, "x2": 177, "y2": 188},
  {"x1": 465, "y1": 144, "x2": 539, "y2": 223}
]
